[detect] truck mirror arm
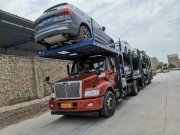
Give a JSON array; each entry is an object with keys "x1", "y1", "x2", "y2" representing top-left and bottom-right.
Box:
[
  {"x1": 44, "y1": 78, "x2": 54, "y2": 92},
  {"x1": 93, "y1": 69, "x2": 101, "y2": 87}
]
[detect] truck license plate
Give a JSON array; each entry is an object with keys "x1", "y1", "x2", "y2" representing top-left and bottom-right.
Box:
[{"x1": 61, "y1": 103, "x2": 72, "y2": 109}]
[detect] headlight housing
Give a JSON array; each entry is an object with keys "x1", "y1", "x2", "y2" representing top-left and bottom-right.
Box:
[{"x1": 84, "y1": 89, "x2": 99, "y2": 97}]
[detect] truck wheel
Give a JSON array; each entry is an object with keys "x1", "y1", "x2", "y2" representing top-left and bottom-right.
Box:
[
  {"x1": 99, "y1": 91, "x2": 116, "y2": 117},
  {"x1": 77, "y1": 25, "x2": 91, "y2": 42},
  {"x1": 148, "y1": 76, "x2": 152, "y2": 84},
  {"x1": 149, "y1": 78, "x2": 152, "y2": 84},
  {"x1": 131, "y1": 80, "x2": 138, "y2": 96},
  {"x1": 144, "y1": 79, "x2": 149, "y2": 85}
]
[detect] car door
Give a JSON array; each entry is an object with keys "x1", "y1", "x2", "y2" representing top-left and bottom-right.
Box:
[
  {"x1": 101, "y1": 29, "x2": 112, "y2": 44},
  {"x1": 92, "y1": 20, "x2": 108, "y2": 44},
  {"x1": 99, "y1": 26, "x2": 111, "y2": 44}
]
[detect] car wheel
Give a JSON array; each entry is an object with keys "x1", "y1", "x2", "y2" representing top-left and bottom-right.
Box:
[
  {"x1": 131, "y1": 80, "x2": 138, "y2": 96},
  {"x1": 77, "y1": 25, "x2": 91, "y2": 42},
  {"x1": 99, "y1": 91, "x2": 116, "y2": 117}
]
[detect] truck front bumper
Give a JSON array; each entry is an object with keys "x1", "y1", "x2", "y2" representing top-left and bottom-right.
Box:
[{"x1": 49, "y1": 96, "x2": 104, "y2": 113}]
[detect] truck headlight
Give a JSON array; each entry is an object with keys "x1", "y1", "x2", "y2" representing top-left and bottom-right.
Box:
[{"x1": 85, "y1": 89, "x2": 99, "y2": 97}]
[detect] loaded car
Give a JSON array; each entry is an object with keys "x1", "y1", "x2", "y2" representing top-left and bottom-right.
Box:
[
  {"x1": 115, "y1": 40, "x2": 132, "y2": 54},
  {"x1": 34, "y1": 3, "x2": 114, "y2": 50}
]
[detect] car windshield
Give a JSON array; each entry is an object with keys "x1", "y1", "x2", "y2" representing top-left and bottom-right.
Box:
[{"x1": 71, "y1": 56, "x2": 105, "y2": 75}]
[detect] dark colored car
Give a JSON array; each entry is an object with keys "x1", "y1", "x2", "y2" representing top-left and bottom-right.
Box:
[{"x1": 34, "y1": 3, "x2": 114, "y2": 50}]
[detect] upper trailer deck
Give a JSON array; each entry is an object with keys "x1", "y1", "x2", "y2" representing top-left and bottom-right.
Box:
[{"x1": 39, "y1": 39, "x2": 120, "y2": 60}]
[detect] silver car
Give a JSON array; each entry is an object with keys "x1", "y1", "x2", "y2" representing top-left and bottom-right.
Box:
[{"x1": 34, "y1": 3, "x2": 114, "y2": 50}]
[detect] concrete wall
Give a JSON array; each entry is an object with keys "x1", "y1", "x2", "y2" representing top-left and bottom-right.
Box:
[{"x1": 0, "y1": 54, "x2": 67, "y2": 107}]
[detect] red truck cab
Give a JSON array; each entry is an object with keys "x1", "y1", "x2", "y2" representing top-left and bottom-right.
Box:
[{"x1": 49, "y1": 55, "x2": 119, "y2": 117}]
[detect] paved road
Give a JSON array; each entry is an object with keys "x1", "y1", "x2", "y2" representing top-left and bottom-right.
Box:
[{"x1": 0, "y1": 71, "x2": 180, "y2": 135}]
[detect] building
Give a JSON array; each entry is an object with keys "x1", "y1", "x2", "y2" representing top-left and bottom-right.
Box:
[
  {"x1": 178, "y1": 59, "x2": 180, "y2": 67},
  {"x1": 0, "y1": 10, "x2": 42, "y2": 56},
  {"x1": 150, "y1": 57, "x2": 159, "y2": 70},
  {"x1": 158, "y1": 62, "x2": 164, "y2": 71},
  {"x1": 167, "y1": 54, "x2": 179, "y2": 67}
]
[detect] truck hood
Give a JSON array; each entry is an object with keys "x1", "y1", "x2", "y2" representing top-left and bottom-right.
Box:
[{"x1": 57, "y1": 72, "x2": 97, "y2": 82}]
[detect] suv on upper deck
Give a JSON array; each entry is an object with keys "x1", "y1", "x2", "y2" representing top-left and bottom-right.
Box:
[{"x1": 34, "y1": 3, "x2": 114, "y2": 50}]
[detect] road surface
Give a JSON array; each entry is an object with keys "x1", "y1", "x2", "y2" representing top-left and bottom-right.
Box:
[{"x1": 0, "y1": 71, "x2": 180, "y2": 135}]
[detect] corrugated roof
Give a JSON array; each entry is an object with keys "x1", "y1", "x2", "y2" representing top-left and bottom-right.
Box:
[{"x1": 0, "y1": 10, "x2": 41, "y2": 51}]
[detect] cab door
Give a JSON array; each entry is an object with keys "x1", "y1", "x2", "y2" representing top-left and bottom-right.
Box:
[{"x1": 106, "y1": 57, "x2": 118, "y2": 87}]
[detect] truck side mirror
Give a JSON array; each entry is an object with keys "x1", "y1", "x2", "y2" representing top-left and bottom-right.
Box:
[
  {"x1": 45, "y1": 76, "x2": 50, "y2": 82},
  {"x1": 67, "y1": 64, "x2": 70, "y2": 75},
  {"x1": 102, "y1": 26, "x2": 106, "y2": 31}
]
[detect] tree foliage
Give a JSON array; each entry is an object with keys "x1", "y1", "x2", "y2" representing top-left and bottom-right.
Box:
[{"x1": 168, "y1": 64, "x2": 176, "y2": 68}]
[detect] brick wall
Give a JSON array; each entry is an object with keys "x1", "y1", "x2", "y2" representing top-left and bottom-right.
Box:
[{"x1": 0, "y1": 54, "x2": 67, "y2": 107}]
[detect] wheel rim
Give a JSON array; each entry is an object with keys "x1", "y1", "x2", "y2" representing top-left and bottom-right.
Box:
[
  {"x1": 80, "y1": 26, "x2": 91, "y2": 40},
  {"x1": 106, "y1": 95, "x2": 114, "y2": 111}
]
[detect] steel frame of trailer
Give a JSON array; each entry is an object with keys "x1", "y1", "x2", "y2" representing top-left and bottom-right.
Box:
[
  {"x1": 39, "y1": 39, "x2": 119, "y2": 60},
  {"x1": 39, "y1": 39, "x2": 127, "y2": 91}
]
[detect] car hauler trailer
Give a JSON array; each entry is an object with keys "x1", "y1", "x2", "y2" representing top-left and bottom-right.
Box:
[
  {"x1": 39, "y1": 39, "x2": 152, "y2": 117},
  {"x1": 132, "y1": 49, "x2": 152, "y2": 87},
  {"x1": 115, "y1": 42, "x2": 152, "y2": 90}
]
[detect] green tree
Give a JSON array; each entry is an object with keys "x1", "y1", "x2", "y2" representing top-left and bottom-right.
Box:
[{"x1": 168, "y1": 64, "x2": 176, "y2": 68}]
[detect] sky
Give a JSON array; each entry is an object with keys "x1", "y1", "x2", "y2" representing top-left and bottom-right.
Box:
[{"x1": 0, "y1": 0, "x2": 180, "y2": 62}]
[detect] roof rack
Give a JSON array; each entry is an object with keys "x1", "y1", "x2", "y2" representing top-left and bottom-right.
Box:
[{"x1": 39, "y1": 39, "x2": 120, "y2": 60}]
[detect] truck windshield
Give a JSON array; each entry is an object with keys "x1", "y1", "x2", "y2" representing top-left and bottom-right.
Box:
[{"x1": 71, "y1": 57, "x2": 105, "y2": 75}]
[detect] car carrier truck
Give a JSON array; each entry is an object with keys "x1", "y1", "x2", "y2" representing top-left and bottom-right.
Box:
[{"x1": 39, "y1": 38, "x2": 152, "y2": 117}]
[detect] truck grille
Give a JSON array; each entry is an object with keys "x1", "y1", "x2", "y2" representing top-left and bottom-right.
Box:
[{"x1": 54, "y1": 81, "x2": 82, "y2": 99}]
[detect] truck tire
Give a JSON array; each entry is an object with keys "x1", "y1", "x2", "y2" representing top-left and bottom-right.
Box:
[
  {"x1": 99, "y1": 91, "x2": 116, "y2": 117},
  {"x1": 147, "y1": 75, "x2": 151, "y2": 84},
  {"x1": 77, "y1": 25, "x2": 91, "y2": 42},
  {"x1": 131, "y1": 80, "x2": 138, "y2": 96},
  {"x1": 144, "y1": 80, "x2": 149, "y2": 85}
]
